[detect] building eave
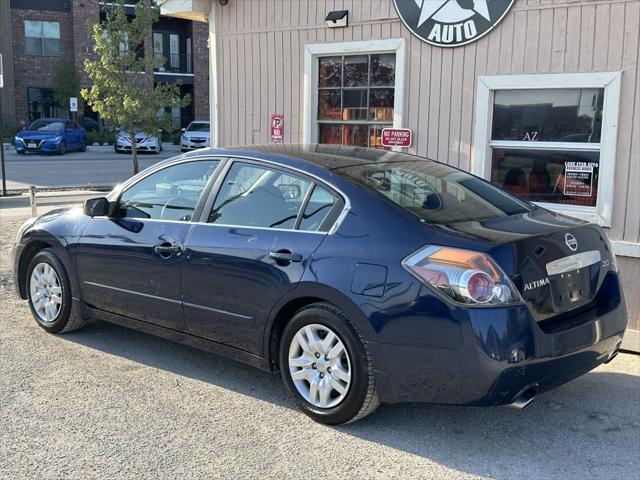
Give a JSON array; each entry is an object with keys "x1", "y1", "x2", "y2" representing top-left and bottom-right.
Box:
[{"x1": 157, "y1": 0, "x2": 210, "y2": 22}]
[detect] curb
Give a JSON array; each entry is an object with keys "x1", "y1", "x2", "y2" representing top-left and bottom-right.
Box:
[{"x1": 0, "y1": 189, "x2": 111, "y2": 208}]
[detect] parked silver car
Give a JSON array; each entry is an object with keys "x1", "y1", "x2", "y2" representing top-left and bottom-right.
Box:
[
  {"x1": 181, "y1": 121, "x2": 211, "y2": 152},
  {"x1": 114, "y1": 130, "x2": 163, "y2": 154}
]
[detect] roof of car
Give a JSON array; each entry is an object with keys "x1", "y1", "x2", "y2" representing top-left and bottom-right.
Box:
[{"x1": 216, "y1": 144, "x2": 426, "y2": 170}]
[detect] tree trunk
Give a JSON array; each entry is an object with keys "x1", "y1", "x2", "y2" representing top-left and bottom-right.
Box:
[{"x1": 131, "y1": 138, "x2": 139, "y2": 175}]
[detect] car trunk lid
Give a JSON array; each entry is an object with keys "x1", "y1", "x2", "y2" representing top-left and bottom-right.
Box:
[{"x1": 439, "y1": 209, "x2": 616, "y2": 322}]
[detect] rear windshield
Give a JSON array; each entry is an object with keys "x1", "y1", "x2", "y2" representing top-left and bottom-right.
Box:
[{"x1": 335, "y1": 160, "x2": 531, "y2": 224}]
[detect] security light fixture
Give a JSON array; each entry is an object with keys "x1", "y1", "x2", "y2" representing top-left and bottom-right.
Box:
[{"x1": 325, "y1": 10, "x2": 348, "y2": 28}]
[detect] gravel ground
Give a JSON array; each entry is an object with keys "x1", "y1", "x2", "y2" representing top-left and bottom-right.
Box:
[{"x1": 1, "y1": 212, "x2": 639, "y2": 480}]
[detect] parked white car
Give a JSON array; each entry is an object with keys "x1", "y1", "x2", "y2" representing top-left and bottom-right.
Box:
[
  {"x1": 181, "y1": 121, "x2": 211, "y2": 152},
  {"x1": 114, "y1": 130, "x2": 162, "y2": 154}
]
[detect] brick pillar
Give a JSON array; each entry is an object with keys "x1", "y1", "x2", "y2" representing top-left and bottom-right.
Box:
[
  {"x1": 192, "y1": 20, "x2": 210, "y2": 121},
  {"x1": 71, "y1": 0, "x2": 100, "y2": 122}
]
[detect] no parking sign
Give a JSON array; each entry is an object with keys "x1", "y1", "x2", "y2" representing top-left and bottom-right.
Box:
[{"x1": 271, "y1": 114, "x2": 284, "y2": 143}]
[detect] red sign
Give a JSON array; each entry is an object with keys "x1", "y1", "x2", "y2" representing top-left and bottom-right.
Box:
[
  {"x1": 271, "y1": 114, "x2": 284, "y2": 143},
  {"x1": 381, "y1": 128, "x2": 412, "y2": 148}
]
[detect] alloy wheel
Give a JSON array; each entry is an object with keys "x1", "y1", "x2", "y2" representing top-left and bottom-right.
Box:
[
  {"x1": 29, "y1": 262, "x2": 63, "y2": 324},
  {"x1": 288, "y1": 323, "x2": 352, "y2": 409}
]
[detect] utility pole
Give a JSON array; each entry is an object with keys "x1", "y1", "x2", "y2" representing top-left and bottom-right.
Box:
[{"x1": 0, "y1": 53, "x2": 6, "y2": 196}]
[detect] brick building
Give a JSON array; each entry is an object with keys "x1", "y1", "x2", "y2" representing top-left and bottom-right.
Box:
[{"x1": 0, "y1": 0, "x2": 209, "y2": 130}]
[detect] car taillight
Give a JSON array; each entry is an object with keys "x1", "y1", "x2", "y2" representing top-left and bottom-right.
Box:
[{"x1": 402, "y1": 246, "x2": 521, "y2": 305}]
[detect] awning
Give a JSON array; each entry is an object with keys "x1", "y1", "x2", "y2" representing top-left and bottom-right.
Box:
[{"x1": 157, "y1": 0, "x2": 210, "y2": 22}]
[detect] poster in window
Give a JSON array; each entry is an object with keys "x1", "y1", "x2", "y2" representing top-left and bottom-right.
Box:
[{"x1": 563, "y1": 162, "x2": 595, "y2": 197}]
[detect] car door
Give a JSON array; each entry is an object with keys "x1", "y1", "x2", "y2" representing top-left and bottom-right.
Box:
[
  {"x1": 64, "y1": 121, "x2": 77, "y2": 149},
  {"x1": 182, "y1": 159, "x2": 344, "y2": 354},
  {"x1": 76, "y1": 158, "x2": 221, "y2": 331}
]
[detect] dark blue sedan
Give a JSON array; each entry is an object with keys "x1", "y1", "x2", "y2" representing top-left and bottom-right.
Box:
[
  {"x1": 14, "y1": 118, "x2": 87, "y2": 155},
  {"x1": 12, "y1": 145, "x2": 627, "y2": 424}
]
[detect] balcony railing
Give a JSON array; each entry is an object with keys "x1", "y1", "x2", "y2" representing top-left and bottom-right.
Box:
[{"x1": 154, "y1": 53, "x2": 193, "y2": 74}]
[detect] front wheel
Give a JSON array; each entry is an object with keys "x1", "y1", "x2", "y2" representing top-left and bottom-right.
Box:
[
  {"x1": 26, "y1": 249, "x2": 86, "y2": 333},
  {"x1": 279, "y1": 303, "x2": 379, "y2": 425},
  {"x1": 79, "y1": 140, "x2": 86, "y2": 152},
  {"x1": 58, "y1": 141, "x2": 67, "y2": 155}
]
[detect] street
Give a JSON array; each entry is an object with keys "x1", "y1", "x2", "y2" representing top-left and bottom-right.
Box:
[
  {"x1": 1, "y1": 212, "x2": 639, "y2": 480},
  {"x1": 0, "y1": 144, "x2": 181, "y2": 190}
]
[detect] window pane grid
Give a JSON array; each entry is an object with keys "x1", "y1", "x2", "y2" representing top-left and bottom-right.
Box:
[
  {"x1": 25, "y1": 20, "x2": 60, "y2": 55},
  {"x1": 490, "y1": 88, "x2": 603, "y2": 208},
  {"x1": 317, "y1": 53, "x2": 395, "y2": 147}
]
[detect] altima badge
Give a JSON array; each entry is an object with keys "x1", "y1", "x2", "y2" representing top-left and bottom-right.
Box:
[
  {"x1": 565, "y1": 233, "x2": 578, "y2": 252},
  {"x1": 524, "y1": 278, "x2": 550, "y2": 292}
]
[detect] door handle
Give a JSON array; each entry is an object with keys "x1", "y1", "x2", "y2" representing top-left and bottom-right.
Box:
[
  {"x1": 154, "y1": 243, "x2": 183, "y2": 257},
  {"x1": 269, "y1": 250, "x2": 303, "y2": 263}
]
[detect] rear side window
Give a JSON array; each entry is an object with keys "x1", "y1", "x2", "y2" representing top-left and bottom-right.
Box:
[
  {"x1": 299, "y1": 186, "x2": 337, "y2": 231},
  {"x1": 336, "y1": 160, "x2": 530, "y2": 224},
  {"x1": 119, "y1": 160, "x2": 220, "y2": 221},
  {"x1": 208, "y1": 162, "x2": 312, "y2": 229}
]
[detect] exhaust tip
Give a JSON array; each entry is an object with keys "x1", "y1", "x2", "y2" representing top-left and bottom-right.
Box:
[{"x1": 508, "y1": 384, "x2": 539, "y2": 410}]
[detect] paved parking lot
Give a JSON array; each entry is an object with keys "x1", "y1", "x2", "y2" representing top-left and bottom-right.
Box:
[
  {"x1": 0, "y1": 144, "x2": 180, "y2": 190},
  {"x1": 1, "y1": 212, "x2": 639, "y2": 480}
]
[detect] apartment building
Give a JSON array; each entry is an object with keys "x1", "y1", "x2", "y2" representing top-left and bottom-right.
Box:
[{"x1": 0, "y1": 0, "x2": 209, "y2": 129}]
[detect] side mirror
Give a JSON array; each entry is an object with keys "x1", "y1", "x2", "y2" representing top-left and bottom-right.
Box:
[{"x1": 83, "y1": 197, "x2": 110, "y2": 217}]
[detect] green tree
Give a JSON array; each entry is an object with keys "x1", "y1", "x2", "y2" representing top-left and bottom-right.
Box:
[
  {"x1": 53, "y1": 58, "x2": 80, "y2": 112},
  {"x1": 82, "y1": 0, "x2": 190, "y2": 174}
]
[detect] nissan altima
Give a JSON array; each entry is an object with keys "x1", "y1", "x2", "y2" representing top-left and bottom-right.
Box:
[{"x1": 13, "y1": 145, "x2": 627, "y2": 424}]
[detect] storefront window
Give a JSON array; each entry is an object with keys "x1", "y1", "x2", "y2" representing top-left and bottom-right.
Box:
[
  {"x1": 490, "y1": 88, "x2": 604, "y2": 207},
  {"x1": 317, "y1": 53, "x2": 395, "y2": 148},
  {"x1": 25, "y1": 20, "x2": 60, "y2": 56},
  {"x1": 27, "y1": 87, "x2": 61, "y2": 121}
]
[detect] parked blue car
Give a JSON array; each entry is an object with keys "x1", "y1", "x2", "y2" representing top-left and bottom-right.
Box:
[
  {"x1": 14, "y1": 118, "x2": 87, "y2": 155},
  {"x1": 12, "y1": 145, "x2": 627, "y2": 424}
]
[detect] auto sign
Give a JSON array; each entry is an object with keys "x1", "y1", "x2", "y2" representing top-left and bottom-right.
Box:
[{"x1": 393, "y1": 0, "x2": 515, "y2": 48}]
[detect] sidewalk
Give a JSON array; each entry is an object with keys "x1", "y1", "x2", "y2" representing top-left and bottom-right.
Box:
[{"x1": 0, "y1": 189, "x2": 106, "y2": 219}]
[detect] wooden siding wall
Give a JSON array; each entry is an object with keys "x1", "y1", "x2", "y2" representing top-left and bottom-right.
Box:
[
  {"x1": 212, "y1": 0, "x2": 640, "y2": 247},
  {"x1": 212, "y1": 0, "x2": 639, "y2": 330}
]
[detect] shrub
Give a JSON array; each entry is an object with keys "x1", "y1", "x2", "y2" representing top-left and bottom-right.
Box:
[
  {"x1": 1, "y1": 125, "x2": 19, "y2": 142},
  {"x1": 86, "y1": 131, "x2": 101, "y2": 145}
]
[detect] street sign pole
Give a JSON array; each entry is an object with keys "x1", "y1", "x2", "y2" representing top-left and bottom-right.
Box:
[{"x1": 0, "y1": 53, "x2": 6, "y2": 196}]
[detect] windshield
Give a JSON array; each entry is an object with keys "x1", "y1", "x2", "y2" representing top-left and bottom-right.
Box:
[
  {"x1": 27, "y1": 120, "x2": 64, "y2": 132},
  {"x1": 186, "y1": 122, "x2": 209, "y2": 132},
  {"x1": 335, "y1": 160, "x2": 531, "y2": 224}
]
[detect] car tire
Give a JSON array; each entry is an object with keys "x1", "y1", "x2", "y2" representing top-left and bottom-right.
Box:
[
  {"x1": 26, "y1": 249, "x2": 86, "y2": 334},
  {"x1": 17, "y1": 150, "x2": 25, "y2": 155},
  {"x1": 79, "y1": 140, "x2": 87, "y2": 152},
  {"x1": 279, "y1": 302, "x2": 379, "y2": 425},
  {"x1": 59, "y1": 141, "x2": 67, "y2": 155}
]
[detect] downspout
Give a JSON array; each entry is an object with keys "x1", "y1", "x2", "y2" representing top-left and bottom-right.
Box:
[{"x1": 208, "y1": 1, "x2": 220, "y2": 148}]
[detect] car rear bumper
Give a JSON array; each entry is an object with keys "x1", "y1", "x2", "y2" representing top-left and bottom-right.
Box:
[{"x1": 370, "y1": 272, "x2": 627, "y2": 406}]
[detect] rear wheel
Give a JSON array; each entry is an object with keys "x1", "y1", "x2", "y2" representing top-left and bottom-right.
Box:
[
  {"x1": 26, "y1": 249, "x2": 86, "y2": 333},
  {"x1": 279, "y1": 303, "x2": 378, "y2": 424}
]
